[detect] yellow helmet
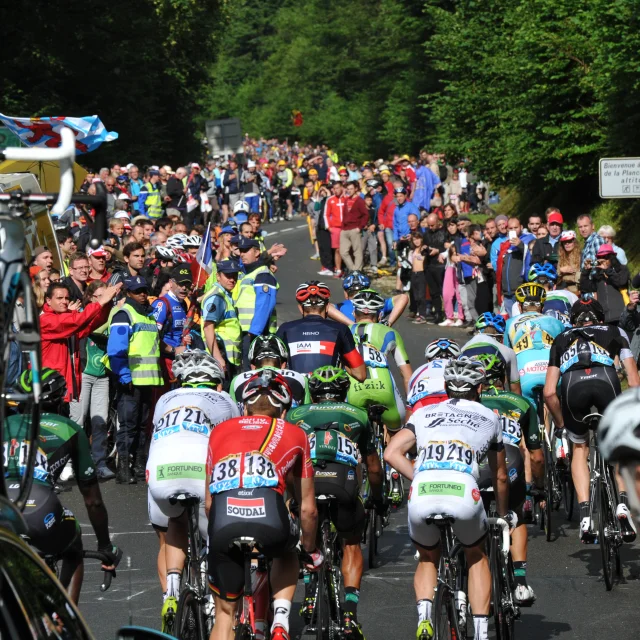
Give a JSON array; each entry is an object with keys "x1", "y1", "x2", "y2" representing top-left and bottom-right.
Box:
[{"x1": 515, "y1": 282, "x2": 547, "y2": 305}]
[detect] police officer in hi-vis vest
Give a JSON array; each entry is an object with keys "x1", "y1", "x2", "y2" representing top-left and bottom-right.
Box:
[
  {"x1": 232, "y1": 236, "x2": 279, "y2": 368},
  {"x1": 106, "y1": 275, "x2": 162, "y2": 484},
  {"x1": 138, "y1": 170, "x2": 163, "y2": 220}
]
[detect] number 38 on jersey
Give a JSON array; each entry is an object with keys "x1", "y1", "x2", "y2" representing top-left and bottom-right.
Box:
[{"x1": 209, "y1": 451, "x2": 278, "y2": 494}]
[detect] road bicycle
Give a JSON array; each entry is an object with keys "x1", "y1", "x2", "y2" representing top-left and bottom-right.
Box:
[
  {"x1": 584, "y1": 413, "x2": 623, "y2": 591},
  {"x1": 165, "y1": 492, "x2": 213, "y2": 640}
]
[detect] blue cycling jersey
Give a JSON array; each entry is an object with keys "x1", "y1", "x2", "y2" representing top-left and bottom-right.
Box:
[
  {"x1": 151, "y1": 291, "x2": 188, "y2": 348},
  {"x1": 336, "y1": 297, "x2": 394, "y2": 323}
]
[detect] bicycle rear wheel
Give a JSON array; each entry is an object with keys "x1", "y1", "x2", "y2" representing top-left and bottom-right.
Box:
[
  {"x1": 314, "y1": 564, "x2": 328, "y2": 640},
  {"x1": 175, "y1": 588, "x2": 205, "y2": 640},
  {"x1": 490, "y1": 536, "x2": 513, "y2": 640},
  {"x1": 368, "y1": 508, "x2": 378, "y2": 569},
  {"x1": 598, "y1": 465, "x2": 618, "y2": 591},
  {"x1": 433, "y1": 584, "x2": 462, "y2": 640},
  {"x1": 543, "y1": 436, "x2": 553, "y2": 541},
  {"x1": 562, "y1": 468, "x2": 575, "y2": 520}
]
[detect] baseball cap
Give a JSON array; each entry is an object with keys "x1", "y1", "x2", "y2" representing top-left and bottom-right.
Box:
[
  {"x1": 33, "y1": 245, "x2": 51, "y2": 257},
  {"x1": 495, "y1": 214, "x2": 508, "y2": 225},
  {"x1": 29, "y1": 265, "x2": 43, "y2": 280},
  {"x1": 171, "y1": 265, "x2": 193, "y2": 284},
  {"x1": 547, "y1": 212, "x2": 564, "y2": 225},
  {"x1": 114, "y1": 211, "x2": 131, "y2": 220},
  {"x1": 596, "y1": 244, "x2": 616, "y2": 258},
  {"x1": 162, "y1": 165, "x2": 174, "y2": 174},
  {"x1": 87, "y1": 245, "x2": 108, "y2": 258},
  {"x1": 237, "y1": 237, "x2": 260, "y2": 251},
  {"x1": 219, "y1": 225, "x2": 235, "y2": 236},
  {"x1": 216, "y1": 259, "x2": 241, "y2": 274},
  {"x1": 118, "y1": 193, "x2": 132, "y2": 201},
  {"x1": 148, "y1": 170, "x2": 160, "y2": 177},
  {"x1": 124, "y1": 275, "x2": 149, "y2": 292},
  {"x1": 191, "y1": 163, "x2": 201, "y2": 170},
  {"x1": 560, "y1": 230, "x2": 576, "y2": 242}
]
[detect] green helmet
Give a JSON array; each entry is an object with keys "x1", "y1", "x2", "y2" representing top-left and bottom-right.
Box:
[
  {"x1": 468, "y1": 353, "x2": 506, "y2": 384},
  {"x1": 308, "y1": 366, "x2": 350, "y2": 402},
  {"x1": 18, "y1": 368, "x2": 67, "y2": 405}
]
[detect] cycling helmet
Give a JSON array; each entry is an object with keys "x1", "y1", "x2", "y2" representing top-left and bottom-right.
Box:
[
  {"x1": 600, "y1": 388, "x2": 640, "y2": 463},
  {"x1": 528, "y1": 262, "x2": 558, "y2": 283},
  {"x1": 308, "y1": 366, "x2": 351, "y2": 402},
  {"x1": 182, "y1": 235, "x2": 202, "y2": 247},
  {"x1": 18, "y1": 368, "x2": 66, "y2": 405},
  {"x1": 172, "y1": 350, "x2": 224, "y2": 387},
  {"x1": 468, "y1": 353, "x2": 506, "y2": 383},
  {"x1": 570, "y1": 297, "x2": 605, "y2": 325},
  {"x1": 296, "y1": 281, "x2": 331, "y2": 307},
  {"x1": 167, "y1": 233, "x2": 189, "y2": 248},
  {"x1": 248, "y1": 335, "x2": 289, "y2": 365},
  {"x1": 233, "y1": 200, "x2": 250, "y2": 214},
  {"x1": 365, "y1": 178, "x2": 383, "y2": 191},
  {"x1": 424, "y1": 338, "x2": 461, "y2": 362},
  {"x1": 351, "y1": 289, "x2": 385, "y2": 314},
  {"x1": 155, "y1": 246, "x2": 177, "y2": 261},
  {"x1": 474, "y1": 312, "x2": 506, "y2": 335},
  {"x1": 342, "y1": 271, "x2": 371, "y2": 292},
  {"x1": 514, "y1": 282, "x2": 547, "y2": 305},
  {"x1": 242, "y1": 369, "x2": 292, "y2": 408},
  {"x1": 444, "y1": 357, "x2": 486, "y2": 394}
]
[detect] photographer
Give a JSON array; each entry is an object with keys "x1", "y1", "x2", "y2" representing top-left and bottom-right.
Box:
[{"x1": 583, "y1": 244, "x2": 629, "y2": 325}]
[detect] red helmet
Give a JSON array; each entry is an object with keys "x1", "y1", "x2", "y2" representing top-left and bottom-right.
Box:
[{"x1": 295, "y1": 280, "x2": 331, "y2": 306}]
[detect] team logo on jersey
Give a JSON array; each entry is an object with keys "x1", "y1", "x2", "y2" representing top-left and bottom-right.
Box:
[
  {"x1": 227, "y1": 497, "x2": 266, "y2": 518},
  {"x1": 472, "y1": 488, "x2": 481, "y2": 504},
  {"x1": 324, "y1": 431, "x2": 333, "y2": 446},
  {"x1": 290, "y1": 341, "x2": 336, "y2": 356}
]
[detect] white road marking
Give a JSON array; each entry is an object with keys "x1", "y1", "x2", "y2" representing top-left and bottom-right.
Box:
[{"x1": 296, "y1": 224, "x2": 307, "y2": 228}]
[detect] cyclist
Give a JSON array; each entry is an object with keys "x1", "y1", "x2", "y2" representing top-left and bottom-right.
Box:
[
  {"x1": 544, "y1": 298, "x2": 640, "y2": 543},
  {"x1": 230, "y1": 334, "x2": 310, "y2": 406},
  {"x1": 384, "y1": 358, "x2": 513, "y2": 640},
  {"x1": 205, "y1": 370, "x2": 321, "y2": 640},
  {"x1": 476, "y1": 354, "x2": 537, "y2": 605},
  {"x1": 286, "y1": 366, "x2": 384, "y2": 640},
  {"x1": 350, "y1": 288, "x2": 412, "y2": 392},
  {"x1": 461, "y1": 312, "x2": 522, "y2": 395},
  {"x1": 277, "y1": 281, "x2": 366, "y2": 381},
  {"x1": 329, "y1": 271, "x2": 409, "y2": 326},
  {"x1": 5, "y1": 368, "x2": 122, "y2": 604},
  {"x1": 274, "y1": 159, "x2": 294, "y2": 220},
  {"x1": 406, "y1": 339, "x2": 461, "y2": 413}
]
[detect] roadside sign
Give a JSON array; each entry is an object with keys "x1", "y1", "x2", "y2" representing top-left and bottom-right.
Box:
[
  {"x1": 599, "y1": 157, "x2": 640, "y2": 198},
  {"x1": 205, "y1": 118, "x2": 243, "y2": 160}
]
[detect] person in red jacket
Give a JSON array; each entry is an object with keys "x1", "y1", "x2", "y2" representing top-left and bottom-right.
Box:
[
  {"x1": 323, "y1": 181, "x2": 347, "y2": 277},
  {"x1": 40, "y1": 281, "x2": 121, "y2": 407},
  {"x1": 340, "y1": 181, "x2": 370, "y2": 272}
]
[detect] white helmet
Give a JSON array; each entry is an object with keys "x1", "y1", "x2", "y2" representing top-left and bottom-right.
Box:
[
  {"x1": 425, "y1": 339, "x2": 461, "y2": 362},
  {"x1": 167, "y1": 233, "x2": 189, "y2": 248},
  {"x1": 443, "y1": 356, "x2": 486, "y2": 393},
  {"x1": 600, "y1": 388, "x2": 640, "y2": 463},
  {"x1": 233, "y1": 200, "x2": 250, "y2": 214},
  {"x1": 182, "y1": 235, "x2": 202, "y2": 247},
  {"x1": 172, "y1": 350, "x2": 224, "y2": 387},
  {"x1": 155, "y1": 246, "x2": 177, "y2": 260}
]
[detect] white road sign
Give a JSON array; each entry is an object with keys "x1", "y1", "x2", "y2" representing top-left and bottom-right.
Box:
[{"x1": 599, "y1": 157, "x2": 640, "y2": 198}]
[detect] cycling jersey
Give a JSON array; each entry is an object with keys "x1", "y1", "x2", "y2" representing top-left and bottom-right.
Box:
[
  {"x1": 4, "y1": 413, "x2": 97, "y2": 487},
  {"x1": 230, "y1": 366, "x2": 309, "y2": 407},
  {"x1": 336, "y1": 297, "x2": 394, "y2": 324},
  {"x1": 461, "y1": 334, "x2": 520, "y2": 387},
  {"x1": 276, "y1": 315, "x2": 364, "y2": 374},
  {"x1": 510, "y1": 289, "x2": 578, "y2": 321},
  {"x1": 480, "y1": 388, "x2": 539, "y2": 450},
  {"x1": 406, "y1": 358, "x2": 448, "y2": 408},
  {"x1": 350, "y1": 321, "x2": 410, "y2": 367},
  {"x1": 549, "y1": 324, "x2": 633, "y2": 374},
  {"x1": 286, "y1": 402, "x2": 376, "y2": 468},
  {"x1": 152, "y1": 291, "x2": 188, "y2": 349},
  {"x1": 206, "y1": 416, "x2": 313, "y2": 497}
]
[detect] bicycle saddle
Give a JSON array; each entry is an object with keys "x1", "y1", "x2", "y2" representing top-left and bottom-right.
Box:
[
  {"x1": 168, "y1": 492, "x2": 200, "y2": 506},
  {"x1": 425, "y1": 514, "x2": 456, "y2": 526},
  {"x1": 316, "y1": 494, "x2": 337, "y2": 504},
  {"x1": 583, "y1": 412, "x2": 602, "y2": 429},
  {"x1": 231, "y1": 536, "x2": 258, "y2": 550}
]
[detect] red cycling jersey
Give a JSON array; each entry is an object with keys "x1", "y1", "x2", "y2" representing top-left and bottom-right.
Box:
[{"x1": 206, "y1": 416, "x2": 313, "y2": 496}]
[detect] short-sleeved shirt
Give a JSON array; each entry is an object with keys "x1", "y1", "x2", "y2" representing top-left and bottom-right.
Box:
[
  {"x1": 504, "y1": 312, "x2": 565, "y2": 357},
  {"x1": 549, "y1": 325, "x2": 633, "y2": 375},
  {"x1": 286, "y1": 402, "x2": 376, "y2": 468},
  {"x1": 276, "y1": 315, "x2": 364, "y2": 374},
  {"x1": 4, "y1": 413, "x2": 97, "y2": 487},
  {"x1": 351, "y1": 321, "x2": 410, "y2": 367},
  {"x1": 481, "y1": 389, "x2": 539, "y2": 450},
  {"x1": 462, "y1": 333, "x2": 520, "y2": 386},
  {"x1": 206, "y1": 416, "x2": 312, "y2": 496},
  {"x1": 202, "y1": 291, "x2": 227, "y2": 325}
]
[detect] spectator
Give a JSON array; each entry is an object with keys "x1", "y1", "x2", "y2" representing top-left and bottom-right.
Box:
[
  {"x1": 423, "y1": 213, "x2": 446, "y2": 323},
  {"x1": 556, "y1": 230, "x2": 581, "y2": 294},
  {"x1": 527, "y1": 215, "x2": 542, "y2": 235},
  {"x1": 361, "y1": 193, "x2": 379, "y2": 274},
  {"x1": 166, "y1": 167, "x2": 187, "y2": 217},
  {"x1": 30, "y1": 267, "x2": 50, "y2": 311},
  {"x1": 107, "y1": 275, "x2": 162, "y2": 484},
  {"x1": 87, "y1": 246, "x2": 110, "y2": 283},
  {"x1": 531, "y1": 210, "x2": 563, "y2": 265},
  {"x1": 453, "y1": 223, "x2": 485, "y2": 325},
  {"x1": 138, "y1": 170, "x2": 163, "y2": 220},
  {"x1": 584, "y1": 244, "x2": 630, "y2": 325},
  {"x1": 578, "y1": 213, "x2": 606, "y2": 270},
  {"x1": 391, "y1": 187, "x2": 421, "y2": 246},
  {"x1": 62, "y1": 252, "x2": 90, "y2": 303},
  {"x1": 340, "y1": 181, "x2": 369, "y2": 272},
  {"x1": 489, "y1": 214, "x2": 509, "y2": 269},
  {"x1": 31, "y1": 245, "x2": 54, "y2": 274},
  {"x1": 408, "y1": 232, "x2": 428, "y2": 323},
  {"x1": 223, "y1": 159, "x2": 242, "y2": 214},
  {"x1": 315, "y1": 185, "x2": 334, "y2": 276},
  {"x1": 41, "y1": 281, "x2": 119, "y2": 407},
  {"x1": 620, "y1": 289, "x2": 640, "y2": 361},
  {"x1": 109, "y1": 242, "x2": 146, "y2": 289},
  {"x1": 598, "y1": 225, "x2": 628, "y2": 265},
  {"x1": 105, "y1": 176, "x2": 118, "y2": 215},
  {"x1": 324, "y1": 181, "x2": 346, "y2": 277},
  {"x1": 56, "y1": 229, "x2": 77, "y2": 276},
  {"x1": 413, "y1": 158, "x2": 441, "y2": 212},
  {"x1": 128, "y1": 165, "x2": 144, "y2": 213},
  {"x1": 440, "y1": 218, "x2": 465, "y2": 326},
  {"x1": 536, "y1": 225, "x2": 549, "y2": 238}
]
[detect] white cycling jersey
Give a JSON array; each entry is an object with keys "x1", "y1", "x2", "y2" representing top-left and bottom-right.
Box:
[
  {"x1": 461, "y1": 333, "x2": 520, "y2": 385},
  {"x1": 406, "y1": 358, "x2": 448, "y2": 406},
  {"x1": 147, "y1": 387, "x2": 240, "y2": 535}
]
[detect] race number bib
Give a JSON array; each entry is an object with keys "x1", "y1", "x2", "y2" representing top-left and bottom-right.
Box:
[
  {"x1": 209, "y1": 454, "x2": 241, "y2": 494},
  {"x1": 417, "y1": 440, "x2": 474, "y2": 475},
  {"x1": 513, "y1": 330, "x2": 554, "y2": 354},
  {"x1": 559, "y1": 339, "x2": 614, "y2": 373},
  {"x1": 360, "y1": 343, "x2": 387, "y2": 369},
  {"x1": 243, "y1": 452, "x2": 278, "y2": 489},
  {"x1": 408, "y1": 377, "x2": 445, "y2": 406},
  {"x1": 309, "y1": 430, "x2": 359, "y2": 467},
  {"x1": 500, "y1": 417, "x2": 521, "y2": 446},
  {"x1": 154, "y1": 406, "x2": 212, "y2": 440},
  {"x1": 3, "y1": 440, "x2": 49, "y2": 482}
]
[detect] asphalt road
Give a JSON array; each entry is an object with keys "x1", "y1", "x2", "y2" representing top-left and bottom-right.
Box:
[{"x1": 66, "y1": 218, "x2": 640, "y2": 639}]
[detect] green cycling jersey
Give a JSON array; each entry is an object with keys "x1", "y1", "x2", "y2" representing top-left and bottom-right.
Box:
[{"x1": 351, "y1": 321, "x2": 410, "y2": 368}]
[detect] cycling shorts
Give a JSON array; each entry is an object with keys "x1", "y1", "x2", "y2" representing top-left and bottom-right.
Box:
[
  {"x1": 278, "y1": 187, "x2": 292, "y2": 201},
  {"x1": 147, "y1": 441, "x2": 207, "y2": 502},
  {"x1": 207, "y1": 488, "x2": 298, "y2": 601},
  {"x1": 9, "y1": 483, "x2": 80, "y2": 557},
  {"x1": 560, "y1": 367, "x2": 621, "y2": 444},
  {"x1": 408, "y1": 470, "x2": 488, "y2": 549},
  {"x1": 147, "y1": 490, "x2": 208, "y2": 541},
  {"x1": 347, "y1": 368, "x2": 406, "y2": 431},
  {"x1": 477, "y1": 444, "x2": 526, "y2": 513},
  {"x1": 517, "y1": 351, "x2": 549, "y2": 412},
  {"x1": 313, "y1": 462, "x2": 365, "y2": 537}
]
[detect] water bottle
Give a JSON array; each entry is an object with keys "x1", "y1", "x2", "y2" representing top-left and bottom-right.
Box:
[{"x1": 455, "y1": 590, "x2": 467, "y2": 627}]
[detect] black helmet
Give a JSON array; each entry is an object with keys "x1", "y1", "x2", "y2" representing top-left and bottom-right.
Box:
[
  {"x1": 248, "y1": 335, "x2": 289, "y2": 365},
  {"x1": 366, "y1": 178, "x2": 383, "y2": 191},
  {"x1": 570, "y1": 297, "x2": 605, "y2": 325},
  {"x1": 308, "y1": 366, "x2": 350, "y2": 402},
  {"x1": 18, "y1": 368, "x2": 67, "y2": 405}
]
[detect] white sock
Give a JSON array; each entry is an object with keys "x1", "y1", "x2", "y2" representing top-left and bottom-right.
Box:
[
  {"x1": 166, "y1": 572, "x2": 181, "y2": 598},
  {"x1": 417, "y1": 599, "x2": 432, "y2": 623},
  {"x1": 272, "y1": 599, "x2": 291, "y2": 633},
  {"x1": 473, "y1": 615, "x2": 489, "y2": 640}
]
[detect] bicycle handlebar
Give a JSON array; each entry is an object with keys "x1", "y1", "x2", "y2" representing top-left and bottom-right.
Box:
[
  {"x1": 83, "y1": 550, "x2": 117, "y2": 592},
  {"x1": 0, "y1": 127, "x2": 75, "y2": 216},
  {"x1": 487, "y1": 517, "x2": 510, "y2": 559}
]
